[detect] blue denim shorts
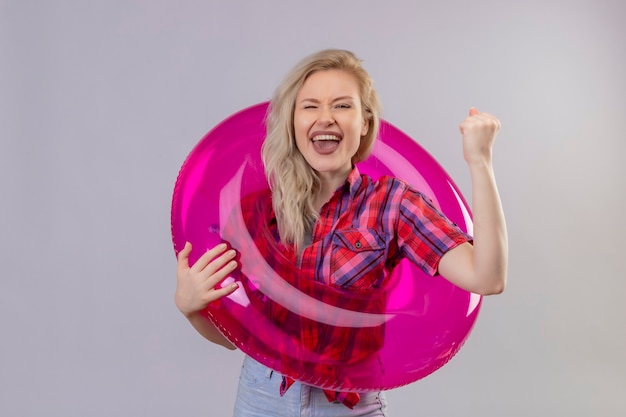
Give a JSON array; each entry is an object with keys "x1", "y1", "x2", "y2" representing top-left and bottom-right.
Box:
[{"x1": 233, "y1": 356, "x2": 389, "y2": 417}]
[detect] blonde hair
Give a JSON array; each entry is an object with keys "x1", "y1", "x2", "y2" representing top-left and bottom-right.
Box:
[{"x1": 262, "y1": 49, "x2": 381, "y2": 251}]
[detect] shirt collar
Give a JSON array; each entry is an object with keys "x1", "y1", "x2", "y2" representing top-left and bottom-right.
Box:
[{"x1": 346, "y1": 165, "x2": 363, "y2": 198}]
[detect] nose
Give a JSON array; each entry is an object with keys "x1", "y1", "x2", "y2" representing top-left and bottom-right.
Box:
[{"x1": 318, "y1": 106, "x2": 335, "y2": 126}]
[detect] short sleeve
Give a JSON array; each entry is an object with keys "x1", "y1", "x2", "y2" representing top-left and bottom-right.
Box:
[{"x1": 396, "y1": 187, "x2": 472, "y2": 276}]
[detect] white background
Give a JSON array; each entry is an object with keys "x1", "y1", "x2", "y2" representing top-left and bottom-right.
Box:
[{"x1": 1, "y1": 0, "x2": 625, "y2": 416}]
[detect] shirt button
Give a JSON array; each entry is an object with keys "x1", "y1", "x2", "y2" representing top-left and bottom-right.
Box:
[{"x1": 355, "y1": 241, "x2": 362, "y2": 249}]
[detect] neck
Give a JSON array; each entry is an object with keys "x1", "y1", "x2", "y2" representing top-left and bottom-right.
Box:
[{"x1": 315, "y1": 168, "x2": 351, "y2": 211}]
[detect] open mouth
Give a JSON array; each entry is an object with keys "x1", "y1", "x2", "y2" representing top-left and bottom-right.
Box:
[{"x1": 311, "y1": 134, "x2": 341, "y2": 153}]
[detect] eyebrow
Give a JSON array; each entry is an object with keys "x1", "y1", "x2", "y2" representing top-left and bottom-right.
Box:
[{"x1": 298, "y1": 96, "x2": 357, "y2": 104}]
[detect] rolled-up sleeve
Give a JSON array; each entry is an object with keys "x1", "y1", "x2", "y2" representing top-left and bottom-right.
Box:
[{"x1": 396, "y1": 188, "x2": 472, "y2": 276}]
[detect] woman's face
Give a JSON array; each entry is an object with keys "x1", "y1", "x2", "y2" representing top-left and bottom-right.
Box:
[{"x1": 293, "y1": 69, "x2": 368, "y2": 184}]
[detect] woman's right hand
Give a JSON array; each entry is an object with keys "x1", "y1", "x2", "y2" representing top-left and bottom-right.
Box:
[{"x1": 174, "y1": 241, "x2": 239, "y2": 317}]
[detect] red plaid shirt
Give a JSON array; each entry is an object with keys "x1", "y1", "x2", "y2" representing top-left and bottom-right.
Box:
[{"x1": 238, "y1": 167, "x2": 470, "y2": 408}]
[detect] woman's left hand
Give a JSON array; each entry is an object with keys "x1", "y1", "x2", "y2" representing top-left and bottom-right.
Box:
[{"x1": 459, "y1": 107, "x2": 501, "y2": 165}]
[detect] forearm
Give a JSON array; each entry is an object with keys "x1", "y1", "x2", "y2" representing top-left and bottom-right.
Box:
[
  {"x1": 468, "y1": 158, "x2": 508, "y2": 293},
  {"x1": 435, "y1": 108, "x2": 507, "y2": 294},
  {"x1": 185, "y1": 311, "x2": 237, "y2": 350}
]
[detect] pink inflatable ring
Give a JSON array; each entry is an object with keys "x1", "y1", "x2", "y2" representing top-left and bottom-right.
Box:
[{"x1": 171, "y1": 102, "x2": 481, "y2": 391}]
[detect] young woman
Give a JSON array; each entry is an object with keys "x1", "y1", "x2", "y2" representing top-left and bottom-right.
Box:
[{"x1": 175, "y1": 49, "x2": 507, "y2": 416}]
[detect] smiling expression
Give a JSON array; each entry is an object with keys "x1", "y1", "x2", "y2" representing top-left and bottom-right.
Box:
[{"x1": 294, "y1": 69, "x2": 368, "y2": 186}]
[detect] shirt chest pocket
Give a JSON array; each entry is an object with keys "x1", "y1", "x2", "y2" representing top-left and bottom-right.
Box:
[{"x1": 330, "y1": 229, "x2": 387, "y2": 290}]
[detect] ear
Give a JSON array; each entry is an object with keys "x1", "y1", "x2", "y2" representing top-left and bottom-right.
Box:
[{"x1": 361, "y1": 116, "x2": 369, "y2": 137}]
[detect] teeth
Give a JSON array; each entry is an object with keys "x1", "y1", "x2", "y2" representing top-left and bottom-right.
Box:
[{"x1": 312, "y1": 134, "x2": 340, "y2": 141}]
